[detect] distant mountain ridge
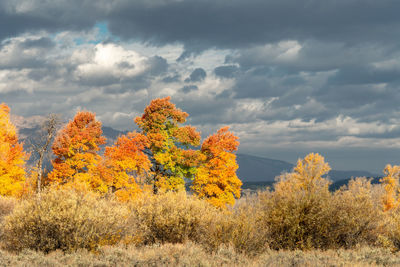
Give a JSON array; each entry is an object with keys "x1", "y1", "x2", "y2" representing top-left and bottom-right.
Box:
[
  {"x1": 236, "y1": 153, "x2": 379, "y2": 182},
  {"x1": 13, "y1": 115, "x2": 379, "y2": 183}
]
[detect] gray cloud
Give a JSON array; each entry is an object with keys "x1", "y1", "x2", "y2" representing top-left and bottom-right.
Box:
[
  {"x1": 2, "y1": 0, "x2": 400, "y2": 172},
  {"x1": 214, "y1": 65, "x2": 239, "y2": 78},
  {"x1": 184, "y1": 68, "x2": 206, "y2": 82},
  {"x1": 162, "y1": 74, "x2": 181, "y2": 83},
  {"x1": 106, "y1": 0, "x2": 400, "y2": 55},
  {"x1": 180, "y1": 85, "x2": 198, "y2": 93},
  {"x1": 148, "y1": 56, "x2": 168, "y2": 76}
]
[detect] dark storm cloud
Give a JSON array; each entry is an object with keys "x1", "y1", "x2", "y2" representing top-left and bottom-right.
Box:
[
  {"x1": 2, "y1": 1, "x2": 400, "y2": 52},
  {"x1": 0, "y1": 1, "x2": 107, "y2": 41},
  {"x1": 162, "y1": 74, "x2": 181, "y2": 83},
  {"x1": 184, "y1": 68, "x2": 206, "y2": 82},
  {"x1": 148, "y1": 56, "x2": 168, "y2": 76},
  {"x1": 214, "y1": 65, "x2": 239, "y2": 78},
  {"x1": 107, "y1": 0, "x2": 400, "y2": 52},
  {"x1": 232, "y1": 68, "x2": 295, "y2": 99},
  {"x1": 328, "y1": 66, "x2": 400, "y2": 85}
]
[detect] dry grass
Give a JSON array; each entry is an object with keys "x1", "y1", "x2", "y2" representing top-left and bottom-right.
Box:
[
  {"x1": 0, "y1": 244, "x2": 398, "y2": 266},
  {"x1": 0, "y1": 196, "x2": 16, "y2": 220}
]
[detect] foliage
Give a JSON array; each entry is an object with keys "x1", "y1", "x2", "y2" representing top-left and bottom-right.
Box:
[
  {"x1": 0, "y1": 103, "x2": 28, "y2": 197},
  {"x1": 201, "y1": 194, "x2": 268, "y2": 255},
  {"x1": 127, "y1": 191, "x2": 218, "y2": 245},
  {"x1": 103, "y1": 132, "x2": 151, "y2": 201},
  {"x1": 381, "y1": 164, "x2": 400, "y2": 211},
  {"x1": 192, "y1": 126, "x2": 242, "y2": 208},
  {"x1": 259, "y1": 183, "x2": 333, "y2": 250},
  {"x1": 135, "y1": 97, "x2": 202, "y2": 193},
  {"x1": 257, "y1": 153, "x2": 381, "y2": 250},
  {"x1": 2, "y1": 189, "x2": 130, "y2": 252},
  {"x1": 275, "y1": 152, "x2": 331, "y2": 194},
  {"x1": 330, "y1": 178, "x2": 382, "y2": 248},
  {"x1": 48, "y1": 111, "x2": 106, "y2": 192}
]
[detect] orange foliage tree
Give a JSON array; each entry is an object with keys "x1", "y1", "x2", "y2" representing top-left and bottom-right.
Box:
[
  {"x1": 103, "y1": 132, "x2": 151, "y2": 201},
  {"x1": 135, "y1": 97, "x2": 203, "y2": 193},
  {"x1": 192, "y1": 126, "x2": 241, "y2": 208},
  {"x1": 381, "y1": 164, "x2": 400, "y2": 211},
  {"x1": 0, "y1": 104, "x2": 28, "y2": 197},
  {"x1": 48, "y1": 111, "x2": 106, "y2": 192}
]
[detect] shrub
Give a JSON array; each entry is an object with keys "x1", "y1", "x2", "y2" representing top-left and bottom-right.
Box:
[
  {"x1": 258, "y1": 176, "x2": 383, "y2": 250},
  {"x1": 328, "y1": 178, "x2": 382, "y2": 248},
  {"x1": 258, "y1": 182, "x2": 333, "y2": 250},
  {"x1": 2, "y1": 189, "x2": 130, "y2": 252},
  {"x1": 0, "y1": 196, "x2": 16, "y2": 221},
  {"x1": 127, "y1": 191, "x2": 218, "y2": 245},
  {"x1": 202, "y1": 193, "x2": 269, "y2": 255}
]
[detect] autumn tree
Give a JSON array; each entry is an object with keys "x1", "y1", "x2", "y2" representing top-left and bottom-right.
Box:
[
  {"x1": 135, "y1": 97, "x2": 203, "y2": 193},
  {"x1": 0, "y1": 103, "x2": 28, "y2": 197},
  {"x1": 103, "y1": 132, "x2": 151, "y2": 201},
  {"x1": 192, "y1": 126, "x2": 241, "y2": 208},
  {"x1": 275, "y1": 153, "x2": 331, "y2": 194},
  {"x1": 381, "y1": 164, "x2": 400, "y2": 211},
  {"x1": 48, "y1": 111, "x2": 106, "y2": 192}
]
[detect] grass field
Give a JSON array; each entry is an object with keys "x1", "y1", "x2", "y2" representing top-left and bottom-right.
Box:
[{"x1": 0, "y1": 244, "x2": 399, "y2": 267}]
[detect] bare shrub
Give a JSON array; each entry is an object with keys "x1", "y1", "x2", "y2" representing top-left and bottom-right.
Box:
[
  {"x1": 127, "y1": 191, "x2": 218, "y2": 245},
  {"x1": 328, "y1": 178, "x2": 382, "y2": 248},
  {"x1": 0, "y1": 196, "x2": 16, "y2": 221},
  {"x1": 2, "y1": 188, "x2": 130, "y2": 252},
  {"x1": 202, "y1": 193, "x2": 269, "y2": 255},
  {"x1": 258, "y1": 182, "x2": 333, "y2": 250},
  {"x1": 257, "y1": 176, "x2": 383, "y2": 250}
]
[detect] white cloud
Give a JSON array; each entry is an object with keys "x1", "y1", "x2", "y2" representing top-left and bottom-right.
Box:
[{"x1": 75, "y1": 43, "x2": 149, "y2": 81}]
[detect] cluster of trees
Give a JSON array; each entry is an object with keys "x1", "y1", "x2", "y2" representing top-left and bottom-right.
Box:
[
  {"x1": 0, "y1": 97, "x2": 242, "y2": 207},
  {"x1": 3, "y1": 96, "x2": 400, "y2": 212}
]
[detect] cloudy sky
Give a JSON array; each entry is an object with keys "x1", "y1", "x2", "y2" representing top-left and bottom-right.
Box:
[{"x1": 2, "y1": 0, "x2": 400, "y2": 173}]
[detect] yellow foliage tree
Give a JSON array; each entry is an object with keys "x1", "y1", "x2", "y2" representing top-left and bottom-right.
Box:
[
  {"x1": 275, "y1": 153, "x2": 331, "y2": 194},
  {"x1": 192, "y1": 126, "x2": 242, "y2": 208},
  {"x1": 381, "y1": 164, "x2": 400, "y2": 211},
  {"x1": 0, "y1": 103, "x2": 28, "y2": 197}
]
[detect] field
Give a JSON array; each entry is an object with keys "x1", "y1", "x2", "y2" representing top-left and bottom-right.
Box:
[
  {"x1": 1, "y1": 178, "x2": 400, "y2": 266},
  {"x1": 0, "y1": 244, "x2": 399, "y2": 266}
]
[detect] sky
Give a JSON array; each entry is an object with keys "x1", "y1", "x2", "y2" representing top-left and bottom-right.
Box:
[{"x1": 1, "y1": 0, "x2": 400, "y2": 173}]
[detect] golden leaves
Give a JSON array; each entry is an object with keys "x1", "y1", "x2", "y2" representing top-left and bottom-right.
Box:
[
  {"x1": 381, "y1": 164, "x2": 400, "y2": 211},
  {"x1": 0, "y1": 104, "x2": 28, "y2": 197},
  {"x1": 192, "y1": 126, "x2": 241, "y2": 208},
  {"x1": 275, "y1": 153, "x2": 331, "y2": 195}
]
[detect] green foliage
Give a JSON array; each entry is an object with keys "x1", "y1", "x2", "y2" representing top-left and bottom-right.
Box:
[{"x1": 135, "y1": 97, "x2": 203, "y2": 193}]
